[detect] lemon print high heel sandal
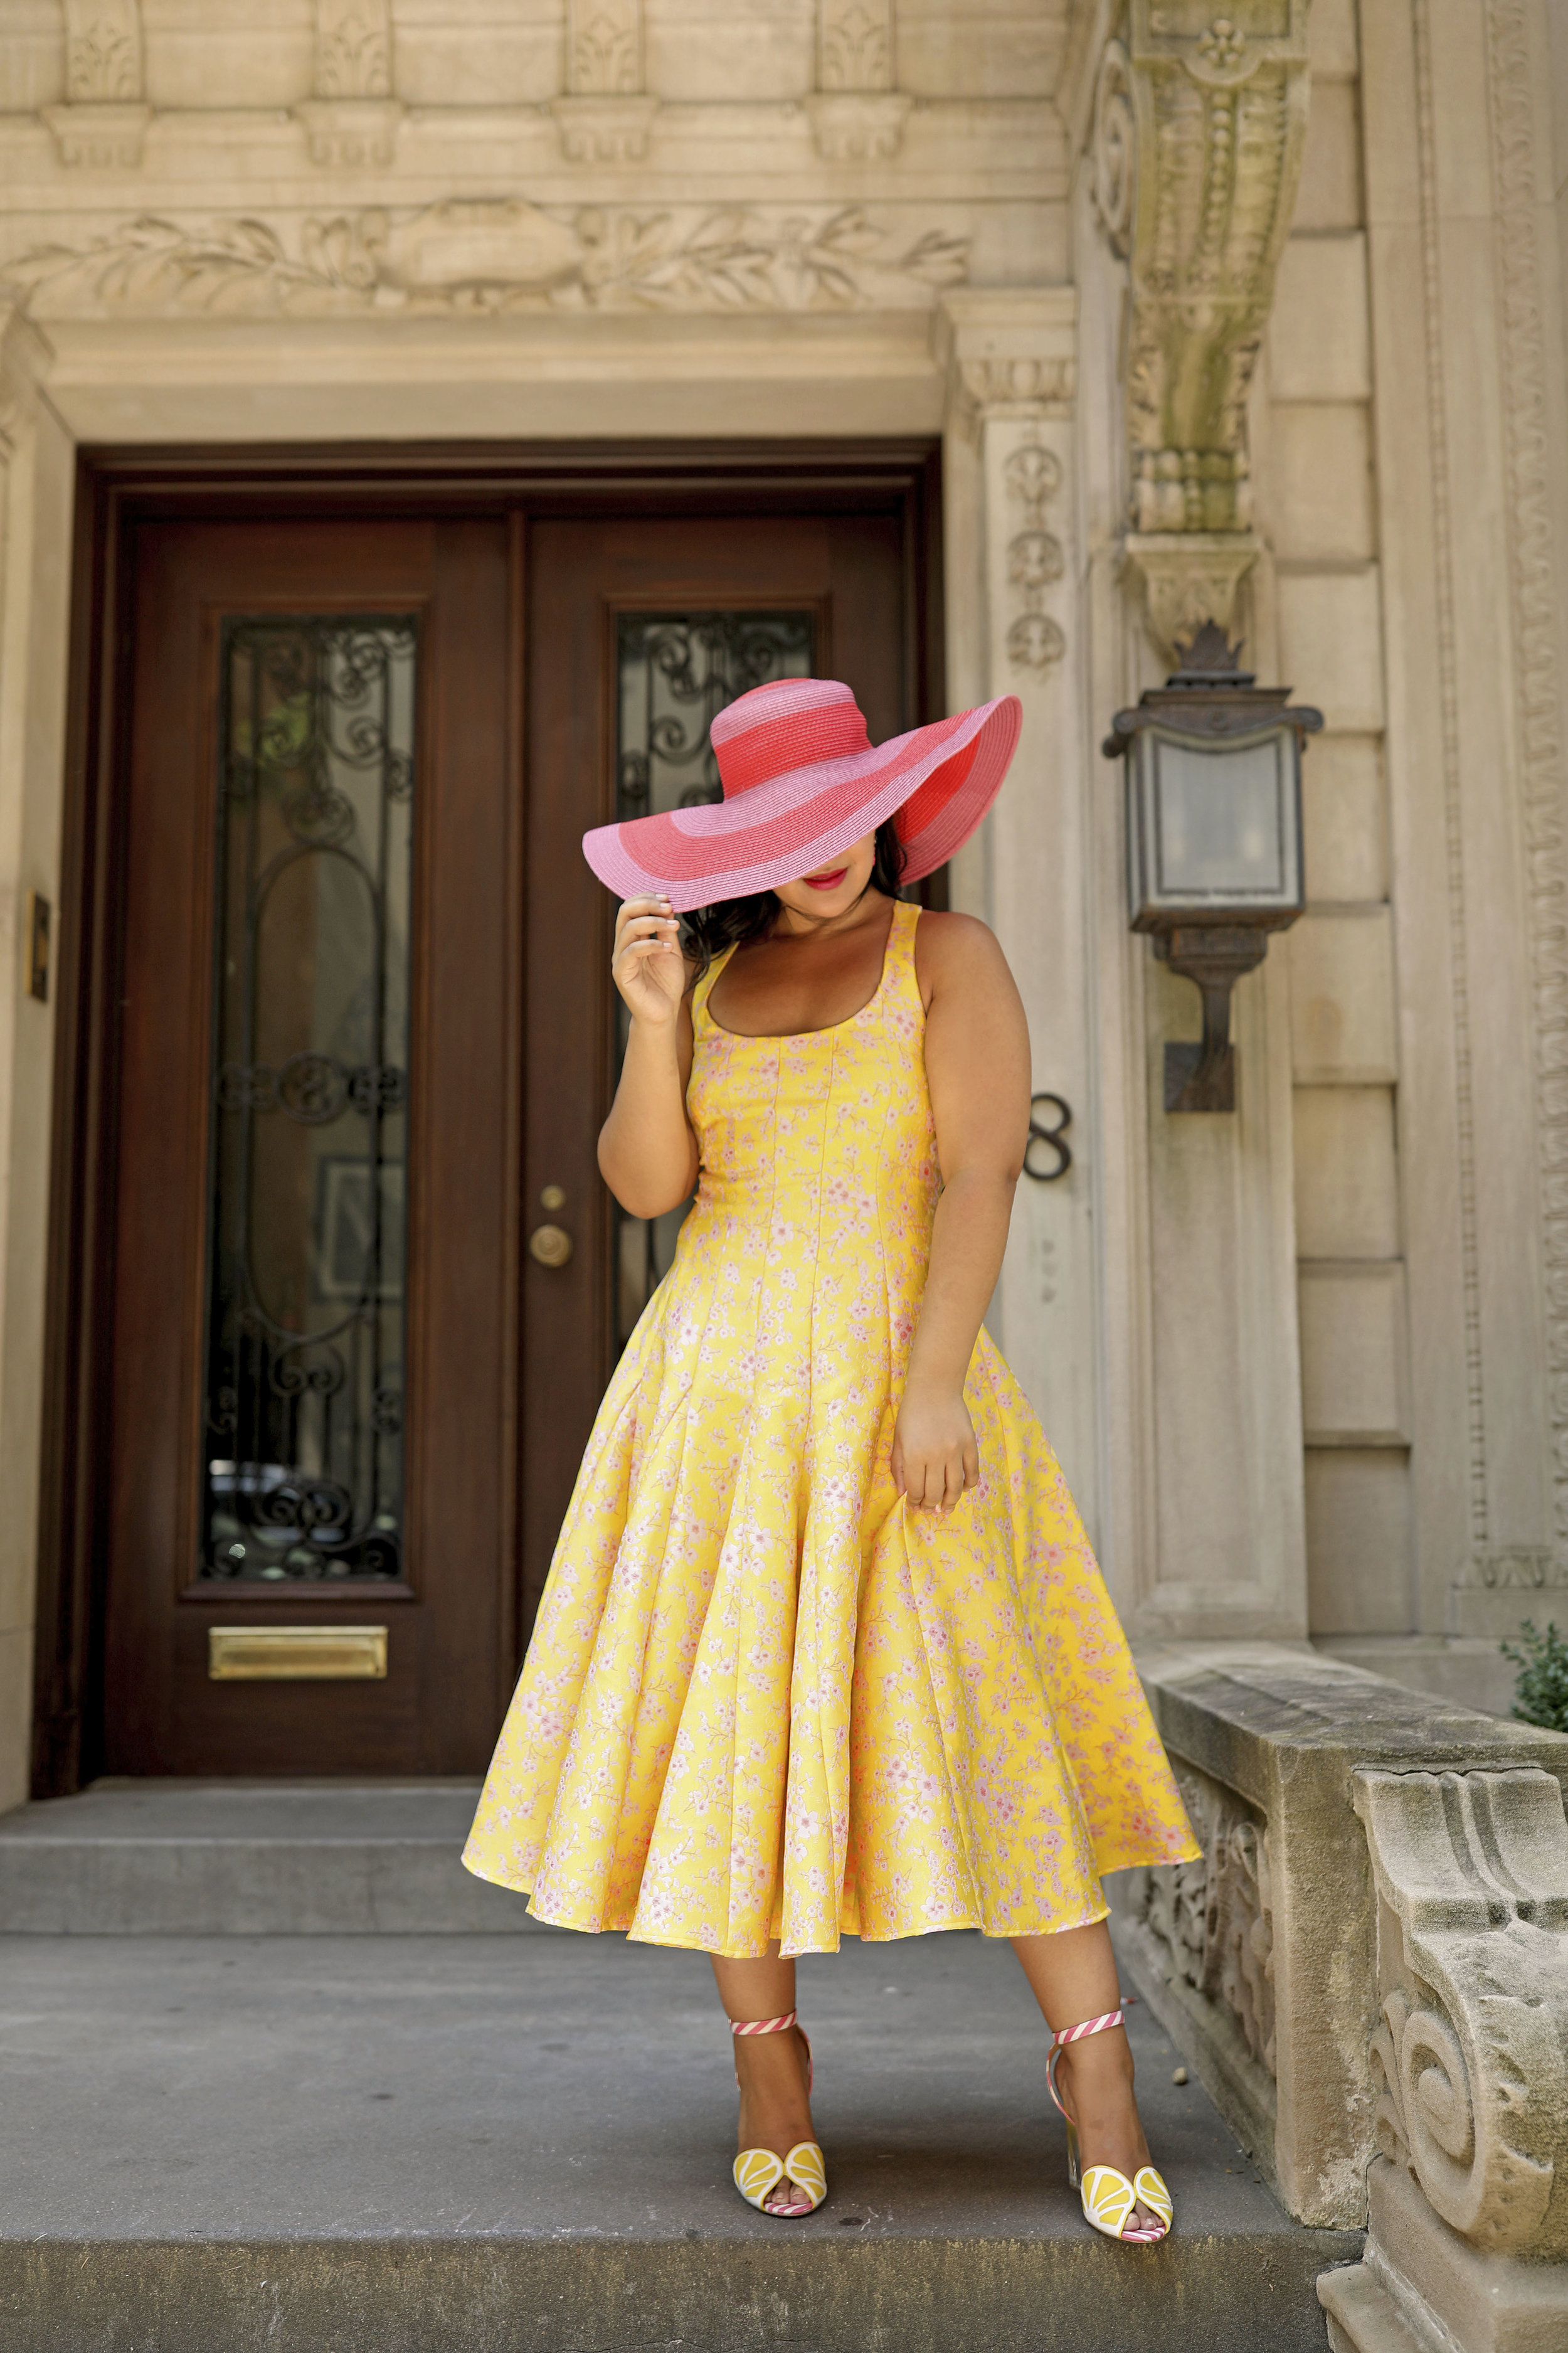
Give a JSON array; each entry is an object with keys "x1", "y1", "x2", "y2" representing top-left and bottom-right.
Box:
[
  {"x1": 1046, "y1": 2008, "x2": 1173, "y2": 2245},
  {"x1": 730, "y1": 2011, "x2": 827, "y2": 2218}
]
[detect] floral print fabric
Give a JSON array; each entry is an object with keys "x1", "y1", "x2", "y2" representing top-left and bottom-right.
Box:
[{"x1": 464, "y1": 901, "x2": 1197, "y2": 1956}]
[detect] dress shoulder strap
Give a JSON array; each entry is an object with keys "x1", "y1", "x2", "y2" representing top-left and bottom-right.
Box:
[
  {"x1": 690, "y1": 942, "x2": 738, "y2": 1031},
  {"x1": 884, "y1": 897, "x2": 923, "y2": 1009}
]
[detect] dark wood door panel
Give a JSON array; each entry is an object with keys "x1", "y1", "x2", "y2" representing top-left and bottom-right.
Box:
[{"x1": 103, "y1": 517, "x2": 518, "y2": 1774}]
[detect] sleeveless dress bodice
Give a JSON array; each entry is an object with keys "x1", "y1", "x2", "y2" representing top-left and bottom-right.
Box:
[{"x1": 465, "y1": 901, "x2": 1196, "y2": 1957}]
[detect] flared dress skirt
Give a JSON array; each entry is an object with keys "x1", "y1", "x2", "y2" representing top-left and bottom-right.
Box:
[{"x1": 464, "y1": 901, "x2": 1199, "y2": 1957}]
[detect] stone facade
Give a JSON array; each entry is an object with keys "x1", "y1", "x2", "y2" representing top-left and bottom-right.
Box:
[{"x1": 0, "y1": 0, "x2": 1567, "y2": 1820}]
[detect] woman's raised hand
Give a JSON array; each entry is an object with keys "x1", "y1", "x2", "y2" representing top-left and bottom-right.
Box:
[{"x1": 613, "y1": 894, "x2": 686, "y2": 1029}]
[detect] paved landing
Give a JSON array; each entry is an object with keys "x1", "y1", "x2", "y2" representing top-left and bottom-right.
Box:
[
  {"x1": 1, "y1": 1922, "x2": 1359, "y2": 2352},
  {"x1": 0, "y1": 1778, "x2": 522, "y2": 1932}
]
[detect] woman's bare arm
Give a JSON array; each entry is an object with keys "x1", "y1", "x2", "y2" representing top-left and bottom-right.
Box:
[
  {"x1": 598, "y1": 893, "x2": 702, "y2": 1218},
  {"x1": 892, "y1": 913, "x2": 1031, "y2": 1512}
]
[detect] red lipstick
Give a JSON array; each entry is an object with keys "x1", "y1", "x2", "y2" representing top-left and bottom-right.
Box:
[{"x1": 803, "y1": 868, "x2": 849, "y2": 891}]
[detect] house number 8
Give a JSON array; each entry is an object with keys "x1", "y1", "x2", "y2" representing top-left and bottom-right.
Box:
[{"x1": 1025, "y1": 1092, "x2": 1073, "y2": 1182}]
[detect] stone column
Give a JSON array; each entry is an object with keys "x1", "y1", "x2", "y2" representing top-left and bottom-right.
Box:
[
  {"x1": 0, "y1": 310, "x2": 73, "y2": 1814},
  {"x1": 936, "y1": 293, "x2": 1106, "y2": 1544},
  {"x1": 1057, "y1": 1, "x2": 1313, "y2": 1639}
]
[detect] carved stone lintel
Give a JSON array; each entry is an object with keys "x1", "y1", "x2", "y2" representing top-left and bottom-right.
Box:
[
  {"x1": 1353, "y1": 1768, "x2": 1568, "y2": 2260},
  {"x1": 1121, "y1": 530, "x2": 1261, "y2": 664},
  {"x1": 41, "y1": 102, "x2": 151, "y2": 170},
  {"x1": 295, "y1": 100, "x2": 403, "y2": 169},
  {"x1": 551, "y1": 97, "x2": 659, "y2": 164},
  {"x1": 804, "y1": 92, "x2": 913, "y2": 162}
]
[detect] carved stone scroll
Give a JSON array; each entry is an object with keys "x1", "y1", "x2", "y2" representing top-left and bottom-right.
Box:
[
  {"x1": 1091, "y1": 0, "x2": 1311, "y2": 651},
  {"x1": 42, "y1": 0, "x2": 150, "y2": 168},
  {"x1": 1353, "y1": 1768, "x2": 1568, "y2": 2258},
  {"x1": 297, "y1": 0, "x2": 402, "y2": 167}
]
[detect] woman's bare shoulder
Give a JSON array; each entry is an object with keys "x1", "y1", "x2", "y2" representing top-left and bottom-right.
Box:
[{"x1": 912, "y1": 906, "x2": 1014, "y2": 996}]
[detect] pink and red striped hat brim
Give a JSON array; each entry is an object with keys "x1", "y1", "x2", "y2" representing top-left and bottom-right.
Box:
[{"x1": 583, "y1": 694, "x2": 1021, "y2": 913}]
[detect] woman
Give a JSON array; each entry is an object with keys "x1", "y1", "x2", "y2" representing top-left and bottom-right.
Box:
[{"x1": 465, "y1": 676, "x2": 1199, "y2": 2242}]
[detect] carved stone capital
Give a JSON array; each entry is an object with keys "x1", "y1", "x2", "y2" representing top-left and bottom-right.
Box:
[
  {"x1": 41, "y1": 101, "x2": 151, "y2": 170},
  {"x1": 936, "y1": 290, "x2": 1077, "y2": 447},
  {"x1": 551, "y1": 96, "x2": 659, "y2": 162},
  {"x1": 1120, "y1": 529, "x2": 1261, "y2": 664},
  {"x1": 294, "y1": 100, "x2": 403, "y2": 169},
  {"x1": 803, "y1": 93, "x2": 913, "y2": 162},
  {"x1": 1353, "y1": 1768, "x2": 1568, "y2": 2260}
]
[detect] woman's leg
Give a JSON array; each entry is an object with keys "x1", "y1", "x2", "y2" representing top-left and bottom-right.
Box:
[
  {"x1": 1012, "y1": 1920, "x2": 1165, "y2": 2235},
  {"x1": 711, "y1": 1945, "x2": 817, "y2": 2212}
]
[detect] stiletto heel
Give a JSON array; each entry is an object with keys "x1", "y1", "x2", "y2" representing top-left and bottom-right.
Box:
[
  {"x1": 729, "y1": 2010, "x2": 827, "y2": 2218},
  {"x1": 1046, "y1": 2007, "x2": 1172, "y2": 2245}
]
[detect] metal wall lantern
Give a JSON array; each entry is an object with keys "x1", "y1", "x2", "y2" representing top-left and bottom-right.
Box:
[{"x1": 1103, "y1": 623, "x2": 1323, "y2": 1112}]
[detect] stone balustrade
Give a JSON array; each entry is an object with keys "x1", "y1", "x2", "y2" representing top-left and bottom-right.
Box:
[{"x1": 1109, "y1": 1643, "x2": 1568, "y2": 2353}]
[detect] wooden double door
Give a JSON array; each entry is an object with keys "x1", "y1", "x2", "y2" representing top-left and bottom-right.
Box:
[{"x1": 57, "y1": 462, "x2": 932, "y2": 1782}]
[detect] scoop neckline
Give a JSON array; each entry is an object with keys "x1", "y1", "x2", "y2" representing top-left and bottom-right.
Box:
[{"x1": 703, "y1": 900, "x2": 909, "y2": 1043}]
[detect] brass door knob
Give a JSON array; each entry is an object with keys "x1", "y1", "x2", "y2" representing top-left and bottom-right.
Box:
[{"x1": 529, "y1": 1222, "x2": 573, "y2": 1268}]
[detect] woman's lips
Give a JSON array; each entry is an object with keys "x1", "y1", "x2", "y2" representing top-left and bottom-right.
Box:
[{"x1": 803, "y1": 868, "x2": 849, "y2": 891}]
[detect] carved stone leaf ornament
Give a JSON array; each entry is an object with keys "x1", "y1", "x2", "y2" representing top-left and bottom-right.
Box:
[
  {"x1": 1128, "y1": 1762, "x2": 1277, "y2": 2079},
  {"x1": 0, "y1": 203, "x2": 970, "y2": 319},
  {"x1": 1353, "y1": 1767, "x2": 1568, "y2": 2256}
]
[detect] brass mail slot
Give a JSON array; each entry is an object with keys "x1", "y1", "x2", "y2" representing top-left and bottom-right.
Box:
[{"x1": 208, "y1": 1625, "x2": 388, "y2": 1682}]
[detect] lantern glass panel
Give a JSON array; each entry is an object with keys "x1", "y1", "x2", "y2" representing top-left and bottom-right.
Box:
[
  {"x1": 1128, "y1": 723, "x2": 1303, "y2": 919},
  {"x1": 1156, "y1": 734, "x2": 1286, "y2": 896}
]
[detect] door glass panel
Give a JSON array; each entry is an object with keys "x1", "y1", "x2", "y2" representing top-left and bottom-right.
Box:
[
  {"x1": 613, "y1": 613, "x2": 813, "y2": 1347},
  {"x1": 201, "y1": 618, "x2": 416, "y2": 1583}
]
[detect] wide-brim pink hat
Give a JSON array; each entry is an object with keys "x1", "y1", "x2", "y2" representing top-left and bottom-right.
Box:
[{"x1": 582, "y1": 676, "x2": 1022, "y2": 913}]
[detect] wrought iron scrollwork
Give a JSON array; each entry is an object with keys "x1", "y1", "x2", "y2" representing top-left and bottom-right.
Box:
[{"x1": 201, "y1": 618, "x2": 416, "y2": 1584}]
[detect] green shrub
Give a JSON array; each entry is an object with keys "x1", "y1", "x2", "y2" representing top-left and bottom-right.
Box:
[{"x1": 1501, "y1": 1619, "x2": 1568, "y2": 1733}]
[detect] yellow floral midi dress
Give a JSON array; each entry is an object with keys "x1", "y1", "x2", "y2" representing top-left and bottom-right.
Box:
[{"x1": 464, "y1": 901, "x2": 1197, "y2": 1956}]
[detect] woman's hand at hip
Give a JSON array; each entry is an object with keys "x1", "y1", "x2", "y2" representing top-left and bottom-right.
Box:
[
  {"x1": 891, "y1": 1381, "x2": 980, "y2": 1512},
  {"x1": 613, "y1": 893, "x2": 686, "y2": 1029}
]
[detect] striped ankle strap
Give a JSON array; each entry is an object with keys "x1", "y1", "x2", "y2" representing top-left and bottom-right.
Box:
[
  {"x1": 731, "y1": 2010, "x2": 797, "y2": 2036},
  {"x1": 1051, "y1": 2007, "x2": 1123, "y2": 2053},
  {"x1": 1046, "y1": 2007, "x2": 1125, "y2": 2118}
]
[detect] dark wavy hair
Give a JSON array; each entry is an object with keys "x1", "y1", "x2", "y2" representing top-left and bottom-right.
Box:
[{"x1": 682, "y1": 819, "x2": 908, "y2": 987}]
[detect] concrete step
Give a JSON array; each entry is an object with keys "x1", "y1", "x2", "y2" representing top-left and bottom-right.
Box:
[
  {"x1": 1, "y1": 1923, "x2": 1359, "y2": 2352},
  {"x1": 0, "y1": 1779, "x2": 530, "y2": 1932}
]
